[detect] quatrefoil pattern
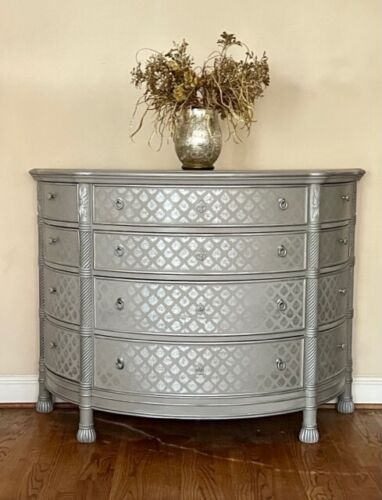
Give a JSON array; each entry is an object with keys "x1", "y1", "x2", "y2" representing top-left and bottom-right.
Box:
[
  {"x1": 94, "y1": 186, "x2": 307, "y2": 226},
  {"x1": 44, "y1": 267, "x2": 80, "y2": 325},
  {"x1": 95, "y1": 278, "x2": 305, "y2": 335},
  {"x1": 94, "y1": 232, "x2": 306, "y2": 274},
  {"x1": 94, "y1": 338, "x2": 303, "y2": 395},
  {"x1": 44, "y1": 321, "x2": 80, "y2": 381},
  {"x1": 317, "y1": 324, "x2": 346, "y2": 382}
]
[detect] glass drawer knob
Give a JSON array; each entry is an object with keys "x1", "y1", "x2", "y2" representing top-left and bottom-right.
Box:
[
  {"x1": 196, "y1": 203, "x2": 207, "y2": 214},
  {"x1": 49, "y1": 341, "x2": 57, "y2": 349},
  {"x1": 277, "y1": 298, "x2": 287, "y2": 312},
  {"x1": 48, "y1": 237, "x2": 58, "y2": 245},
  {"x1": 276, "y1": 358, "x2": 286, "y2": 371},
  {"x1": 115, "y1": 357, "x2": 125, "y2": 370},
  {"x1": 115, "y1": 297, "x2": 124, "y2": 311},
  {"x1": 114, "y1": 244, "x2": 125, "y2": 257},
  {"x1": 278, "y1": 245, "x2": 287, "y2": 258},
  {"x1": 337, "y1": 343, "x2": 345, "y2": 350},
  {"x1": 341, "y1": 195, "x2": 350, "y2": 202},
  {"x1": 115, "y1": 198, "x2": 125, "y2": 210},
  {"x1": 49, "y1": 287, "x2": 57, "y2": 294},
  {"x1": 338, "y1": 238, "x2": 348, "y2": 245},
  {"x1": 338, "y1": 288, "x2": 347, "y2": 295},
  {"x1": 278, "y1": 198, "x2": 288, "y2": 210},
  {"x1": 47, "y1": 193, "x2": 57, "y2": 200}
]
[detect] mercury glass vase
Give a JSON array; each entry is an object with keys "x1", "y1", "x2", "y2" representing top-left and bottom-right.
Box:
[{"x1": 174, "y1": 108, "x2": 222, "y2": 170}]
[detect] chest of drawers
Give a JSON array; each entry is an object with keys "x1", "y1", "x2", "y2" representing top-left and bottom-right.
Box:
[{"x1": 30, "y1": 168, "x2": 364, "y2": 444}]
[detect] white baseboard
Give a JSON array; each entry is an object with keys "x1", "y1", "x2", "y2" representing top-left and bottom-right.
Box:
[{"x1": 0, "y1": 375, "x2": 381, "y2": 404}]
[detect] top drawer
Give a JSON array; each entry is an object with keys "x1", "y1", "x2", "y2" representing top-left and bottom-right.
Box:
[
  {"x1": 39, "y1": 183, "x2": 78, "y2": 222},
  {"x1": 320, "y1": 183, "x2": 355, "y2": 222},
  {"x1": 94, "y1": 186, "x2": 308, "y2": 227}
]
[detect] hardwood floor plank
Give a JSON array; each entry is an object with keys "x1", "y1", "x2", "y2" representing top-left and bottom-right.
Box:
[{"x1": 0, "y1": 409, "x2": 381, "y2": 500}]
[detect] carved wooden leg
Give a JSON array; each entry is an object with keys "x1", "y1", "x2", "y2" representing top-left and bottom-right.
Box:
[{"x1": 77, "y1": 184, "x2": 96, "y2": 443}]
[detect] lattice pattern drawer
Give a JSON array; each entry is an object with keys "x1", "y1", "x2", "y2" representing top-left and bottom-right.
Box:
[
  {"x1": 94, "y1": 337, "x2": 303, "y2": 396},
  {"x1": 44, "y1": 321, "x2": 80, "y2": 381},
  {"x1": 43, "y1": 225, "x2": 79, "y2": 268},
  {"x1": 320, "y1": 183, "x2": 355, "y2": 222},
  {"x1": 39, "y1": 183, "x2": 78, "y2": 222},
  {"x1": 93, "y1": 185, "x2": 307, "y2": 226},
  {"x1": 44, "y1": 267, "x2": 80, "y2": 325},
  {"x1": 95, "y1": 278, "x2": 305, "y2": 335},
  {"x1": 94, "y1": 231, "x2": 306, "y2": 275},
  {"x1": 318, "y1": 270, "x2": 349, "y2": 325},
  {"x1": 318, "y1": 323, "x2": 347, "y2": 382},
  {"x1": 320, "y1": 226, "x2": 350, "y2": 268}
]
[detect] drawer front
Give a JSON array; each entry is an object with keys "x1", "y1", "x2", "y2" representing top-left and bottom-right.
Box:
[
  {"x1": 44, "y1": 267, "x2": 80, "y2": 325},
  {"x1": 94, "y1": 232, "x2": 306, "y2": 275},
  {"x1": 43, "y1": 225, "x2": 79, "y2": 268},
  {"x1": 318, "y1": 323, "x2": 347, "y2": 382},
  {"x1": 44, "y1": 321, "x2": 80, "y2": 381},
  {"x1": 320, "y1": 226, "x2": 350, "y2": 268},
  {"x1": 320, "y1": 183, "x2": 355, "y2": 222},
  {"x1": 94, "y1": 337, "x2": 303, "y2": 396},
  {"x1": 95, "y1": 278, "x2": 305, "y2": 335},
  {"x1": 94, "y1": 186, "x2": 307, "y2": 226},
  {"x1": 319, "y1": 270, "x2": 349, "y2": 325},
  {"x1": 40, "y1": 183, "x2": 78, "y2": 222}
]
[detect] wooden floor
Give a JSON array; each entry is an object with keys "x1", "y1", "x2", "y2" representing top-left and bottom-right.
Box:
[{"x1": 0, "y1": 408, "x2": 381, "y2": 500}]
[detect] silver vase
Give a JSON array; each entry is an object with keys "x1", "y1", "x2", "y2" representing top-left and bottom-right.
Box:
[{"x1": 174, "y1": 108, "x2": 222, "y2": 170}]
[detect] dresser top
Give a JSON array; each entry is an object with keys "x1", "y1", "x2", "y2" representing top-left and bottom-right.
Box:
[{"x1": 30, "y1": 168, "x2": 365, "y2": 185}]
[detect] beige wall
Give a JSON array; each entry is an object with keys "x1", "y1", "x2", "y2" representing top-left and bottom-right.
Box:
[{"x1": 0, "y1": 0, "x2": 381, "y2": 377}]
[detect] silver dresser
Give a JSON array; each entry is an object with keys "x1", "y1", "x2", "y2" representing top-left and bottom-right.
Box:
[{"x1": 30, "y1": 169, "x2": 364, "y2": 444}]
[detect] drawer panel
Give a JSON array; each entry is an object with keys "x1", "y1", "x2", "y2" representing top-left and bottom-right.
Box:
[
  {"x1": 318, "y1": 270, "x2": 349, "y2": 325},
  {"x1": 94, "y1": 186, "x2": 307, "y2": 226},
  {"x1": 320, "y1": 183, "x2": 355, "y2": 222},
  {"x1": 44, "y1": 321, "x2": 80, "y2": 381},
  {"x1": 43, "y1": 225, "x2": 79, "y2": 268},
  {"x1": 95, "y1": 278, "x2": 305, "y2": 335},
  {"x1": 320, "y1": 226, "x2": 350, "y2": 268},
  {"x1": 40, "y1": 183, "x2": 78, "y2": 222},
  {"x1": 318, "y1": 323, "x2": 347, "y2": 382},
  {"x1": 94, "y1": 337, "x2": 303, "y2": 396},
  {"x1": 94, "y1": 232, "x2": 306, "y2": 275},
  {"x1": 44, "y1": 267, "x2": 80, "y2": 325}
]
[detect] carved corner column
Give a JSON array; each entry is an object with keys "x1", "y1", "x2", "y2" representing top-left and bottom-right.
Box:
[
  {"x1": 299, "y1": 184, "x2": 321, "y2": 444},
  {"x1": 76, "y1": 184, "x2": 96, "y2": 443},
  {"x1": 36, "y1": 182, "x2": 54, "y2": 413},
  {"x1": 337, "y1": 182, "x2": 357, "y2": 414}
]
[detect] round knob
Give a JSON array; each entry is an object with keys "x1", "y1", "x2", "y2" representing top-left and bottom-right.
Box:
[
  {"x1": 341, "y1": 195, "x2": 350, "y2": 202},
  {"x1": 49, "y1": 341, "x2": 57, "y2": 349},
  {"x1": 195, "y1": 251, "x2": 207, "y2": 262},
  {"x1": 276, "y1": 358, "x2": 286, "y2": 371},
  {"x1": 115, "y1": 198, "x2": 125, "y2": 210},
  {"x1": 338, "y1": 238, "x2": 348, "y2": 245},
  {"x1": 47, "y1": 192, "x2": 57, "y2": 200},
  {"x1": 114, "y1": 244, "x2": 125, "y2": 257},
  {"x1": 277, "y1": 298, "x2": 287, "y2": 312},
  {"x1": 115, "y1": 357, "x2": 125, "y2": 370},
  {"x1": 196, "y1": 202, "x2": 207, "y2": 214},
  {"x1": 48, "y1": 237, "x2": 58, "y2": 245},
  {"x1": 277, "y1": 245, "x2": 287, "y2": 258},
  {"x1": 278, "y1": 198, "x2": 288, "y2": 210},
  {"x1": 49, "y1": 287, "x2": 57, "y2": 294},
  {"x1": 115, "y1": 297, "x2": 125, "y2": 311},
  {"x1": 337, "y1": 343, "x2": 345, "y2": 351},
  {"x1": 338, "y1": 288, "x2": 347, "y2": 295}
]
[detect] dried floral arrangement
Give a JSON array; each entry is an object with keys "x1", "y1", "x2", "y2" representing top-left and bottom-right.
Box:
[{"x1": 130, "y1": 32, "x2": 270, "y2": 144}]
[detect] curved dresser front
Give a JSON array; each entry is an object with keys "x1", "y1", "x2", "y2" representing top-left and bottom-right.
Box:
[{"x1": 30, "y1": 168, "x2": 364, "y2": 444}]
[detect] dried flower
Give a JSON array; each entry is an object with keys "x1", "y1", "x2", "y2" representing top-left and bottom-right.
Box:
[{"x1": 130, "y1": 32, "x2": 270, "y2": 145}]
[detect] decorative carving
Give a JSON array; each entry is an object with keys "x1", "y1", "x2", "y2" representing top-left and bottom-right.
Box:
[{"x1": 309, "y1": 184, "x2": 320, "y2": 222}]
